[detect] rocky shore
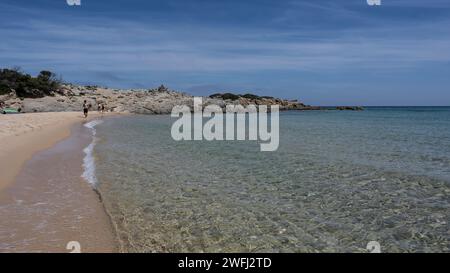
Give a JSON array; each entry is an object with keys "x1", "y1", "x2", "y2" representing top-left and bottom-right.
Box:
[{"x1": 1, "y1": 84, "x2": 363, "y2": 114}]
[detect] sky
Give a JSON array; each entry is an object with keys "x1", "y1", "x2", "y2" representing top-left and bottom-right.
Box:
[{"x1": 0, "y1": 0, "x2": 450, "y2": 106}]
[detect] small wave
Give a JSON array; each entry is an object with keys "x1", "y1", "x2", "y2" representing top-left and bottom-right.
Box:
[
  {"x1": 83, "y1": 119, "x2": 104, "y2": 135},
  {"x1": 81, "y1": 120, "x2": 104, "y2": 187}
]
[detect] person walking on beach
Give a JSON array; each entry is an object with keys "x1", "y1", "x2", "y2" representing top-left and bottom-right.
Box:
[
  {"x1": 101, "y1": 103, "x2": 106, "y2": 113},
  {"x1": 83, "y1": 100, "x2": 89, "y2": 118}
]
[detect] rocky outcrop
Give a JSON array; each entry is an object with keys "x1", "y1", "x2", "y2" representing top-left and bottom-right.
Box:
[
  {"x1": 0, "y1": 84, "x2": 194, "y2": 114},
  {"x1": 0, "y1": 85, "x2": 363, "y2": 114},
  {"x1": 208, "y1": 93, "x2": 363, "y2": 111},
  {"x1": 208, "y1": 93, "x2": 309, "y2": 111},
  {"x1": 336, "y1": 106, "x2": 364, "y2": 111}
]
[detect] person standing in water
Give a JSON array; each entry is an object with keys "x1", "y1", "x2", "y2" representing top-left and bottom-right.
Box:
[{"x1": 83, "y1": 100, "x2": 89, "y2": 118}]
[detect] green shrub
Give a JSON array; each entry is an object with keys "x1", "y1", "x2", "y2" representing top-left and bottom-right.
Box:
[
  {"x1": 209, "y1": 93, "x2": 240, "y2": 100},
  {"x1": 242, "y1": 93, "x2": 261, "y2": 100},
  {"x1": 0, "y1": 82, "x2": 10, "y2": 95},
  {"x1": 0, "y1": 68, "x2": 61, "y2": 98}
]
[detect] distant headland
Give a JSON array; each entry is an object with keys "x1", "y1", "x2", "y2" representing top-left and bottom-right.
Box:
[{"x1": 0, "y1": 68, "x2": 363, "y2": 114}]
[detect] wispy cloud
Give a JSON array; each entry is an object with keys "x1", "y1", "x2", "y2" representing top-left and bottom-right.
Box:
[
  {"x1": 2, "y1": 16, "x2": 449, "y2": 73},
  {"x1": 0, "y1": 0, "x2": 449, "y2": 105}
]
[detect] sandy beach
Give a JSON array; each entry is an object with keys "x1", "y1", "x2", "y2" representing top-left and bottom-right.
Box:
[
  {"x1": 0, "y1": 112, "x2": 118, "y2": 252},
  {"x1": 0, "y1": 112, "x2": 96, "y2": 190}
]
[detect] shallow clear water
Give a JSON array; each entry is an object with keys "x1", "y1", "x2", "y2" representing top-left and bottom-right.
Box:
[{"x1": 93, "y1": 107, "x2": 450, "y2": 252}]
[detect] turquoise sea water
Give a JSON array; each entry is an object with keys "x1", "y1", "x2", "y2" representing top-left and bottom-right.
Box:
[{"x1": 91, "y1": 107, "x2": 450, "y2": 252}]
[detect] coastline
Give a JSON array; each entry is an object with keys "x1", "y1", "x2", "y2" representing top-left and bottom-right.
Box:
[
  {"x1": 0, "y1": 112, "x2": 121, "y2": 252},
  {"x1": 0, "y1": 112, "x2": 114, "y2": 191}
]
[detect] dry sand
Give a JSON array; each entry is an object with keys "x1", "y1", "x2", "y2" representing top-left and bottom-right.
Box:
[{"x1": 0, "y1": 112, "x2": 118, "y2": 252}]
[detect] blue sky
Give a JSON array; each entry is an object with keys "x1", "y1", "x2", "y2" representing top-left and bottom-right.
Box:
[{"x1": 1, "y1": 0, "x2": 449, "y2": 105}]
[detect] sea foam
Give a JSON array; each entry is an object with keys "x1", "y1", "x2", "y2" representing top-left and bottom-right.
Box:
[{"x1": 81, "y1": 119, "x2": 103, "y2": 187}]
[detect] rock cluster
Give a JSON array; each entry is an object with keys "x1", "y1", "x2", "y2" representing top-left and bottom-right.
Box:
[
  {"x1": 208, "y1": 93, "x2": 308, "y2": 111},
  {"x1": 0, "y1": 84, "x2": 192, "y2": 114},
  {"x1": 0, "y1": 85, "x2": 363, "y2": 114},
  {"x1": 336, "y1": 106, "x2": 364, "y2": 111}
]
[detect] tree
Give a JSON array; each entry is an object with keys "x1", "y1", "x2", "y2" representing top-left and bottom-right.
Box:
[
  {"x1": 38, "y1": 70, "x2": 54, "y2": 81},
  {"x1": 0, "y1": 68, "x2": 61, "y2": 98}
]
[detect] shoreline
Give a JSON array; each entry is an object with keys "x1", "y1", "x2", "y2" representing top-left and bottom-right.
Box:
[
  {"x1": 0, "y1": 112, "x2": 121, "y2": 252},
  {"x1": 0, "y1": 112, "x2": 117, "y2": 191}
]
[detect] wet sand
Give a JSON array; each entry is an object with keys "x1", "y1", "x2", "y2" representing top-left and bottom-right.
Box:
[
  {"x1": 0, "y1": 113, "x2": 118, "y2": 252},
  {"x1": 0, "y1": 112, "x2": 108, "y2": 191}
]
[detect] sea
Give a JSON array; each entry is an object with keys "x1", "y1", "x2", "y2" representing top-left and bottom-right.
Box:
[{"x1": 83, "y1": 107, "x2": 450, "y2": 252}]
